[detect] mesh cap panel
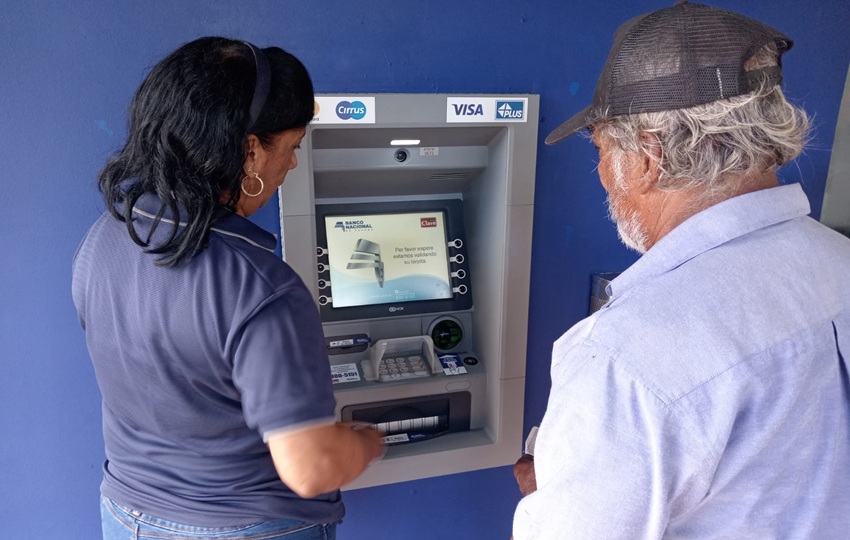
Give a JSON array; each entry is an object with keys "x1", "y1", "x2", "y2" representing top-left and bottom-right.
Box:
[{"x1": 546, "y1": 1, "x2": 792, "y2": 144}]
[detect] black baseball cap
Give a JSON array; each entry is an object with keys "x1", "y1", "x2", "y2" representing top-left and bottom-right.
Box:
[{"x1": 545, "y1": 0, "x2": 793, "y2": 145}]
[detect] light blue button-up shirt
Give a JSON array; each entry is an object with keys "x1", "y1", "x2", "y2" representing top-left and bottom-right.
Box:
[{"x1": 514, "y1": 184, "x2": 850, "y2": 539}]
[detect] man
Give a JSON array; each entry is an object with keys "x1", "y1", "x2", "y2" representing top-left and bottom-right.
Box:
[{"x1": 512, "y1": 1, "x2": 850, "y2": 538}]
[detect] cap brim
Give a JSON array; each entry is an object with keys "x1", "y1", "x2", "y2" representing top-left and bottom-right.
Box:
[{"x1": 544, "y1": 105, "x2": 593, "y2": 145}]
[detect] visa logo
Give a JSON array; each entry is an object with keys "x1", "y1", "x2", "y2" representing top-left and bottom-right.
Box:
[
  {"x1": 496, "y1": 101, "x2": 525, "y2": 119},
  {"x1": 452, "y1": 103, "x2": 484, "y2": 116}
]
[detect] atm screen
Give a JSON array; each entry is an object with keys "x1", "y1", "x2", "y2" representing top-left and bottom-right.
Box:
[
  {"x1": 316, "y1": 198, "x2": 472, "y2": 322},
  {"x1": 324, "y1": 211, "x2": 453, "y2": 308}
]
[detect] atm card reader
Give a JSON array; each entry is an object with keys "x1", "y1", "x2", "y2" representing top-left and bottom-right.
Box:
[
  {"x1": 362, "y1": 335, "x2": 439, "y2": 382},
  {"x1": 326, "y1": 333, "x2": 371, "y2": 355},
  {"x1": 342, "y1": 391, "x2": 472, "y2": 445}
]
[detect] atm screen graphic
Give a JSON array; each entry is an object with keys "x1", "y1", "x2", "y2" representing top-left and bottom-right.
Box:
[{"x1": 324, "y1": 211, "x2": 453, "y2": 308}]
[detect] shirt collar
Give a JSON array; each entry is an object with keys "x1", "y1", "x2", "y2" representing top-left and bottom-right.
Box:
[
  {"x1": 130, "y1": 192, "x2": 277, "y2": 254},
  {"x1": 606, "y1": 183, "x2": 811, "y2": 303}
]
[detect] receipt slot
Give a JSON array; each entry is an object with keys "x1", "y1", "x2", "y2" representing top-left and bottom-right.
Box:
[{"x1": 279, "y1": 94, "x2": 538, "y2": 488}]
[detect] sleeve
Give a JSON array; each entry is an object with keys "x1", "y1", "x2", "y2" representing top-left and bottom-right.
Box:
[
  {"x1": 71, "y1": 219, "x2": 99, "y2": 330},
  {"x1": 513, "y1": 339, "x2": 712, "y2": 540},
  {"x1": 231, "y1": 283, "x2": 337, "y2": 439}
]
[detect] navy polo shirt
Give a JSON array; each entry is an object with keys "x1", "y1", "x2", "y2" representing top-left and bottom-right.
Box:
[{"x1": 72, "y1": 193, "x2": 341, "y2": 526}]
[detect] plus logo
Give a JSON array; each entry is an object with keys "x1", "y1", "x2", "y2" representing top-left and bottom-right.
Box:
[{"x1": 496, "y1": 101, "x2": 525, "y2": 120}]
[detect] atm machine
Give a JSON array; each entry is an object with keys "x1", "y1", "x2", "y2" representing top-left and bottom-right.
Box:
[{"x1": 278, "y1": 94, "x2": 538, "y2": 488}]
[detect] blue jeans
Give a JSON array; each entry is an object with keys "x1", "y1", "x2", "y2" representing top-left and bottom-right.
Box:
[{"x1": 101, "y1": 496, "x2": 336, "y2": 540}]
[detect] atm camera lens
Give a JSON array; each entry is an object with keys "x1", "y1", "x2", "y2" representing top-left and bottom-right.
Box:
[{"x1": 394, "y1": 149, "x2": 408, "y2": 162}]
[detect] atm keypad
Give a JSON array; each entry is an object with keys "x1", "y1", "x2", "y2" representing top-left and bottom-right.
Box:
[{"x1": 378, "y1": 355, "x2": 429, "y2": 381}]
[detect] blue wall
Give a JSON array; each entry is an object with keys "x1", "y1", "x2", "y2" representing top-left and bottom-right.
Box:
[{"x1": 1, "y1": 1, "x2": 847, "y2": 538}]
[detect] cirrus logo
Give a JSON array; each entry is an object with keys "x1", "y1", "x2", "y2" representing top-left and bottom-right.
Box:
[{"x1": 336, "y1": 100, "x2": 367, "y2": 120}]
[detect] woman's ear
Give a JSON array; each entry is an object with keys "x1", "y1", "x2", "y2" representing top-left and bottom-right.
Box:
[{"x1": 242, "y1": 134, "x2": 262, "y2": 173}]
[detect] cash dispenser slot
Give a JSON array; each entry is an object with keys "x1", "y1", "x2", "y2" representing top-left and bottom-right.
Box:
[{"x1": 341, "y1": 392, "x2": 471, "y2": 445}]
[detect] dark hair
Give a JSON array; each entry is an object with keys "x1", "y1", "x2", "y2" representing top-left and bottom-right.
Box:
[{"x1": 99, "y1": 36, "x2": 314, "y2": 266}]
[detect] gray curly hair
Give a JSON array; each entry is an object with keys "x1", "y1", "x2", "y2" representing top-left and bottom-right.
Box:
[{"x1": 591, "y1": 45, "x2": 810, "y2": 203}]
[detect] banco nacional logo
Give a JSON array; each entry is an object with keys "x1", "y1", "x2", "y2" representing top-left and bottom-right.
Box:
[
  {"x1": 496, "y1": 100, "x2": 525, "y2": 120},
  {"x1": 334, "y1": 220, "x2": 373, "y2": 232},
  {"x1": 336, "y1": 100, "x2": 367, "y2": 120}
]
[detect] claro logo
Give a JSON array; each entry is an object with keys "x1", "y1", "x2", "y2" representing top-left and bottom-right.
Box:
[{"x1": 336, "y1": 100, "x2": 367, "y2": 120}]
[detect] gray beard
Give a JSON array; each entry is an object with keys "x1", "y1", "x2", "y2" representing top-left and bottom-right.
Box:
[{"x1": 607, "y1": 192, "x2": 649, "y2": 254}]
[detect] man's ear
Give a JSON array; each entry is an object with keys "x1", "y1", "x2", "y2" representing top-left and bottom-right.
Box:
[{"x1": 637, "y1": 131, "x2": 663, "y2": 192}]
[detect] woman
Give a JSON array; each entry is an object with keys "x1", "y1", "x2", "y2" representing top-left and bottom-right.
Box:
[{"x1": 72, "y1": 37, "x2": 384, "y2": 540}]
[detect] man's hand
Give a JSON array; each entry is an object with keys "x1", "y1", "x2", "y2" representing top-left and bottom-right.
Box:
[{"x1": 513, "y1": 454, "x2": 537, "y2": 496}]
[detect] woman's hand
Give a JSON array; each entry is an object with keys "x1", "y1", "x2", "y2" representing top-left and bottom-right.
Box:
[{"x1": 268, "y1": 422, "x2": 385, "y2": 498}]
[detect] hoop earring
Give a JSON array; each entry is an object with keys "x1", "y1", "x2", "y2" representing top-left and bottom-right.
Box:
[{"x1": 241, "y1": 168, "x2": 264, "y2": 197}]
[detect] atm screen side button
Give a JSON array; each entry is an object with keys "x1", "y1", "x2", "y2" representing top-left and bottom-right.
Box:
[{"x1": 446, "y1": 380, "x2": 472, "y2": 392}]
